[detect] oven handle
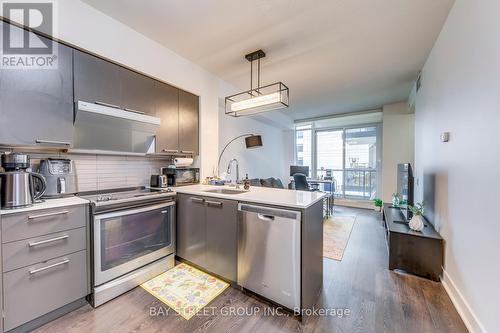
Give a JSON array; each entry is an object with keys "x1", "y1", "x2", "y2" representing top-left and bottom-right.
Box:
[{"x1": 94, "y1": 201, "x2": 175, "y2": 220}]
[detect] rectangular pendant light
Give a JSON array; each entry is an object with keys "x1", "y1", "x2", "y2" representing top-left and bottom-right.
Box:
[{"x1": 225, "y1": 82, "x2": 289, "y2": 117}]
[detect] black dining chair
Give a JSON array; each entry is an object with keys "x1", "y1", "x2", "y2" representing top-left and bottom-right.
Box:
[{"x1": 293, "y1": 173, "x2": 319, "y2": 191}]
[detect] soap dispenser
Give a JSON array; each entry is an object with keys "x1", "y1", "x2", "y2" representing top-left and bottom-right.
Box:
[{"x1": 244, "y1": 174, "x2": 250, "y2": 190}]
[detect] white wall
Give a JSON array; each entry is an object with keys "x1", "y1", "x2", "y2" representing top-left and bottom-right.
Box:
[
  {"x1": 14, "y1": 0, "x2": 291, "y2": 182},
  {"x1": 381, "y1": 102, "x2": 415, "y2": 202},
  {"x1": 415, "y1": 1, "x2": 499, "y2": 332},
  {"x1": 50, "y1": 0, "x2": 221, "y2": 178},
  {"x1": 218, "y1": 82, "x2": 291, "y2": 184}
]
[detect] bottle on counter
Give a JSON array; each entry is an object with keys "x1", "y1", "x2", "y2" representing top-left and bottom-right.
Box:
[{"x1": 244, "y1": 174, "x2": 250, "y2": 190}]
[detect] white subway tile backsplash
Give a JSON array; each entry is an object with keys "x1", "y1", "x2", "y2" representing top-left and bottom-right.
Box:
[{"x1": 22, "y1": 152, "x2": 170, "y2": 192}]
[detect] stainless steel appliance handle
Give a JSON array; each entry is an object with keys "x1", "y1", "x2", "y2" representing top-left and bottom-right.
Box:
[
  {"x1": 190, "y1": 197, "x2": 204, "y2": 204},
  {"x1": 94, "y1": 201, "x2": 175, "y2": 220},
  {"x1": 206, "y1": 200, "x2": 223, "y2": 207},
  {"x1": 257, "y1": 214, "x2": 275, "y2": 221},
  {"x1": 95, "y1": 101, "x2": 121, "y2": 109},
  {"x1": 124, "y1": 108, "x2": 145, "y2": 115},
  {"x1": 28, "y1": 210, "x2": 69, "y2": 220},
  {"x1": 29, "y1": 234, "x2": 69, "y2": 247},
  {"x1": 238, "y1": 204, "x2": 300, "y2": 220},
  {"x1": 30, "y1": 172, "x2": 47, "y2": 200},
  {"x1": 29, "y1": 259, "x2": 70, "y2": 275},
  {"x1": 35, "y1": 139, "x2": 71, "y2": 146}
]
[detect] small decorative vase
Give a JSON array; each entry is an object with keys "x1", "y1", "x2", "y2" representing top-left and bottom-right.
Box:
[{"x1": 409, "y1": 214, "x2": 424, "y2": 231}]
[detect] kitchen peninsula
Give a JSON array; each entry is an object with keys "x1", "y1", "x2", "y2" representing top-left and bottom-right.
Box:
[{"x1": 175, "y1": 184, "x2": 326, "y2": 312}]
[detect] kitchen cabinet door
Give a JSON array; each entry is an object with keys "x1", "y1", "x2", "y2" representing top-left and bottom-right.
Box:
[
  {"x1": 73, "y1": 49, "x2": 121, "y2": 107},
  {"x1": 120, "y1": 68, "x2": 156, "y2": 115},
  {"x1": 176, "y1": 194, "x2": 206, "y2": 267},
  {"x1": 178, "y1": 90, "x2": 199, "y2": 155},
  {"x1": 205, "y1": 198, "x2": 238, "y2": 281},
  {"x1": 154, "y1": 82, "x2": 179, "y2": 153},
  {"x1": 0, "y1": 22, "x2": 74, "y2": 148}
]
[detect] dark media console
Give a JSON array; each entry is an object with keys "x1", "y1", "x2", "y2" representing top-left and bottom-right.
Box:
[{"x1": 382, "y1": 203, "x2": 444, "y2": 281}]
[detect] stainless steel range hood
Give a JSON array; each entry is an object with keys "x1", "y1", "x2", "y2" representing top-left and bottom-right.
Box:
[{"x1": 72, "y1": 101, "x2": 160, "y2": 155}]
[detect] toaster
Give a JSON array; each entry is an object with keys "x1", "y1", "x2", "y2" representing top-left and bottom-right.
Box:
[{"x1": 150, "y1": 174, "x2": 168, "y2": 188}]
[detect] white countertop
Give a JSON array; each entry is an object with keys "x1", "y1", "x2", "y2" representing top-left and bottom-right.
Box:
[
  {"x1": 174, "y1": 184, "x2": 327, "y2": 209},
  {"x1": 0, "y1": 196, "x2": 89, "y2": 215}
]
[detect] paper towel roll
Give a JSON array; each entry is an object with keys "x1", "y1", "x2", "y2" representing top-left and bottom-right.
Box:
[{"x1": 174, "y1": 157, "x2": 194, "y2": 167}]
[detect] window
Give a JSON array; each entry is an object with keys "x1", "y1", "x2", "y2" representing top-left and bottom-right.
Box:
[{"x1": 295, "y1": 121, "x2": 381, "y2": 200}]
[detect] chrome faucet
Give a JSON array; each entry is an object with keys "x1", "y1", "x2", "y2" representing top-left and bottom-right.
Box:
[{"x1": 227, "y1": 159, "x2": 240, "y2": 188}]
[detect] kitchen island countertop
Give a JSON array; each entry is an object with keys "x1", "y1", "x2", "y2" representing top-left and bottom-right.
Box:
[{"x1": 174, "y1": 184, "x2": 327, "y2": 209}]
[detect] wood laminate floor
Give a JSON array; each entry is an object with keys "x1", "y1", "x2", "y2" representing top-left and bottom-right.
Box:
[{"x1": 35, "y1": 207, "x2": 467, "y2": 333}]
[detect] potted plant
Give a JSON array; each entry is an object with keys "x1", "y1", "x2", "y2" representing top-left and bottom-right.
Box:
[
  {"x1": 392, "y1": 193, "x2": 401, "y2": 207},
  {"x1": 408, "y1": 202, "x2": 425, "y2": 231},
  {"x1": 373, "y1": 198, "x2": 383, "y2": 212}
]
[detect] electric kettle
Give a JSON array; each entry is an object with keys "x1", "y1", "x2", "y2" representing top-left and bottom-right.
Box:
[
  {"x1": 0, "y1": 153, "x2": 47, "y2": 209},
  {"x1": 0, "y1": 171, "x2": 46, "y2": 209}
]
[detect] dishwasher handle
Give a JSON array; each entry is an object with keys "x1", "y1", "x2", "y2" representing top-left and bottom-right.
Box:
[
  {"x1": 238, "y1": 203, "x2": 301, "y2": 220},
  {"x1": 257, "y1": 214, "x2": 275, "y2": 222}
]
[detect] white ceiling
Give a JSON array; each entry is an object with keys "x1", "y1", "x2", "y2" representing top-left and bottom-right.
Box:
[{"x1": 82, "y1": 0, "x2": 454, "y2": 120}]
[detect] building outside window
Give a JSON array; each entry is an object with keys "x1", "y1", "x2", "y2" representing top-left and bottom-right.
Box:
[{"x1": 295, "y1": 119, "x2": 381, "y2": 200}]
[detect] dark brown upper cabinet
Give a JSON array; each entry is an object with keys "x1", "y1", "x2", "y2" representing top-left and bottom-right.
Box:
[
  {"x1": 74, "y1": 50, "x2": 156, "y2": 115},
  {"x1": 0, "y1": 22, "x2": 74, "y2": 148},
  {"x1": 154, "y1": 82, "x2": 179, "y2": 153},
  {"x1": 73, "y1": 50, "x2": 121, "y2": 107},
  {"x1": 178, "y1": 90, "x2": 199, "y2": 155},
  {"x1": 120, "y1": 68, "x2": 156, "y2": 115}
]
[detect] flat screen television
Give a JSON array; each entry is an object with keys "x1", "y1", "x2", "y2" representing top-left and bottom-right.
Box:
[{"x1": 397, "y1": 163, "x2": 414, "y2": 220}]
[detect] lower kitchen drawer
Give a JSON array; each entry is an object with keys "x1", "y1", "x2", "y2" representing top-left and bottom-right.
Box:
[
  {"x1": 1, "y1": 204, "x2": 87, "y2": 243},
  {"x1": 2, "y1": 227, "x2": 87, "y2": 272},
  {"x1": 3, "y1": 250, "x2": 88, "y2": 331}
]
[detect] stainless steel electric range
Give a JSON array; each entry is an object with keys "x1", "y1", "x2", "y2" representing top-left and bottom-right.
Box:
[{"x1": 81, "y1": 187, "x2": 176, "y2": 307}]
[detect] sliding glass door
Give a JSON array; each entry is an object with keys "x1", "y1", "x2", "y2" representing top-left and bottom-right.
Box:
[
  {"x1": 316, "y1": 130, "x2": 344, "y2": 195},
  {"x1": 315, "y1": 125, "x2": 380, "y2": 200}
]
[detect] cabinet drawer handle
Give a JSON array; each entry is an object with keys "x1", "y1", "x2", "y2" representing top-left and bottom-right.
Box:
[
  {"x1": 29, "y1": 234, "x2": 69, "y2": 247},
  {"x1": 35, "y1": 139, "x2": 71, "y2": 146},
  {"x1": 180, "y1": 150, "x2": 194, "y2": 154},
  {"x1": 28, "y1": 210, "x2": 69, "y2": 220},
  {"x1": 190, "y1": 197, "x2": 204, "y2": 203},
  {"x1": 205, "y1": 200, "x2": 223, "y2": 207},
  {"x1": 124, "y1": 108, "x2": 145, "y2": 115},
  {"x1": 162, "y1": 149, "x2": 179, "y2": 153},
  {"x1": 29, "y1": 259, "x2": 70, "y2": 275},
  {"x1": 95, "y1": 101, "x2": 121, "y2": 109}
]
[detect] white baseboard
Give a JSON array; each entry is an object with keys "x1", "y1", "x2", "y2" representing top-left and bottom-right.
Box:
[{"x1": 442, "y1": 269, "x2": 487, "y2": 333}]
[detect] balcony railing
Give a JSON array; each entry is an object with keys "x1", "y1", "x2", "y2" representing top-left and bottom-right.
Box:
[{"x1": 316, "y1": 168, "x2": 377, "y2": 199}]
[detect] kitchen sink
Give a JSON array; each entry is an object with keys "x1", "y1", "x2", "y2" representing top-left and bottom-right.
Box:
[{"x1": 204, "y1": 188, "x2": 247, "y2": 195}]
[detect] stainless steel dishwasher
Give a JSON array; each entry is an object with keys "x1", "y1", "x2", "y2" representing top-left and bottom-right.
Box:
[{"x1": 237, "y1": 203, "x2": 301, "y2": 310}]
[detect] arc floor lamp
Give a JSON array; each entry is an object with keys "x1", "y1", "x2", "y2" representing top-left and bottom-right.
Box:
[{"x1": 217, "y1": 134, "x2": 263, "y2": 176}]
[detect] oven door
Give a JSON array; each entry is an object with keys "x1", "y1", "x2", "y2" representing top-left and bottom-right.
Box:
[{"x1": 93, "y1": 201, "x2": 175, "y2": 286}]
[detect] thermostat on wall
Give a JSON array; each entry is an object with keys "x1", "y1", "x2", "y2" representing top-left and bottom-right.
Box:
[{"x1": 440, "y1": 132, "x2": 450, "y2": 142}]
